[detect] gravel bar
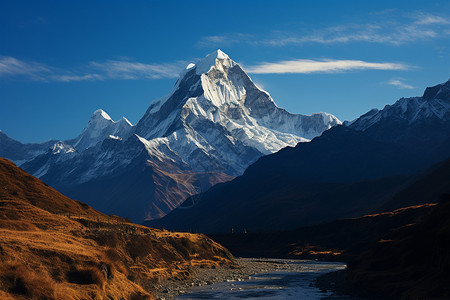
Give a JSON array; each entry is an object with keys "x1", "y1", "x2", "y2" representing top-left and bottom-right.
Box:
[{"x1": 154, "y1": 258, "x2": 306, "y2": 299}]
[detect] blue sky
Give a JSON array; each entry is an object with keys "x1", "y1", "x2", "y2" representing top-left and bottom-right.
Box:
[{"x1": 1, "y1": 0, "x2": 449, "y2": 142}]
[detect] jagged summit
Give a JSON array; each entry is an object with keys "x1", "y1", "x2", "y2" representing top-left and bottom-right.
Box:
[
  {"x1": 92, "y1": 109, "x2": 112, "y2": 121},
  {"x1": 135, "y1": 50, "x2": 340, "y2": 175},
  {"x1": 90, "y1": 109, "x2": 132, "y2": 125},
  {"x1": 72, "y1": 109, "x2": 134, "y2": 150},
  {"x1": 349, "y1": 79, "x2": 450, "y2": 132},
  {"x1": 143, "y1": 50, "x2": 241, "y2": 117},
  {"x1": 422, "y1": 78, "x2": 450, "y2": 100},
  {"x1": 191, "y1": 49, "x2": 234, "y2": 75}
]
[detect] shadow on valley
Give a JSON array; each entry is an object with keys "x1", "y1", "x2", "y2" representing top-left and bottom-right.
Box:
[
  {"x1": 208, "y1": 156, "x2": 450, "y2": 262},
  {"x1": 345, "y1": 194, "x2": 450, "y2": 299},
  {"x1": 209, "y1": 203, "x2": 436, "y2": 262}
]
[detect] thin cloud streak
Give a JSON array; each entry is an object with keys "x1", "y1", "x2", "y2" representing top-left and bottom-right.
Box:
[
  {"x1": 387, "y1": 79, "x2": 414, "y2": 89},
  {"x1": 0, "y1": 56, "x2": 51, "y2": 80},
  {"x1": 414, "y1": 13, "x2": 449, "y2": 25},
  {"x1": 52, "y1": 73, "x2": 104, "y2": 82},
  {"x1": 198, "y1": 12, "x2": 450, "y2": 47},
  {"x1": 0, "y1": 56, "x2": 186, "y2": 82},
  {"x1": 89, "y1": 60, "x2": 185, "y2": 80},
  {"x1": 245, "y1": 59, "x2": 412, "y2": 74}
]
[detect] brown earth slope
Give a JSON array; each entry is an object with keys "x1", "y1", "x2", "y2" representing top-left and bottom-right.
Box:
[
  {"x1": 0, "y1": 157, "x2": 104, "y2": 217},
  {"x1": 0, "y1": 158, "x2": 234, "y2": 299}
]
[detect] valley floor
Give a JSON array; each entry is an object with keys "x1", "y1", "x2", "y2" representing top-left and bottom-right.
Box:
[{"x1": 154, "y1": 258, "x2": 346, "y2": 299}]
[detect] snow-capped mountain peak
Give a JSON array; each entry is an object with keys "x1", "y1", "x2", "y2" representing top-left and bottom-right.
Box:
[
  {"x1": 144, "y1": 50, "x2": 238, "y2": 117},
  {"x1": 93, "y1": 109, "x2": 112, "y2": 121},
  {"x1": 193, "y1": 49, "x2": 235, "y2": 75},
  {"x1": 348, "y1": 79, "x2": 450, "y2": 131},
  {"x1": 135, "y1": 50, "x2": 341, "y2": 175},
  {"x1": 72, "y1": 109, "x2": 134, "y2": 150}
]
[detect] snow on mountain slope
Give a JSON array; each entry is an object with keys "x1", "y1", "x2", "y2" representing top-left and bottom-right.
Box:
[
  {"x1": 0, "y1": 130, "x2": 58, "y2": 166},
  {"x1": 136, "y1": 49, "x2": 341, "y2": 175},
  {"x1": 70, "y1": 109, "x2": 134, "y2": 150},
  {"x1": 348, "y1": 79, "x2": 450, "y2": 131},
  {"x1": 2, "y1": 50, "x2": 341, "y2": 221},
  {"x1": 149, "y1": 79, "x2": 450, "y2": 233}
]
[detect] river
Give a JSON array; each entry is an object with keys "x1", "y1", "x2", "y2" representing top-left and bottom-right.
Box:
[{"x1": 176, "y1": 260, "x2": 362, "y2": 299}]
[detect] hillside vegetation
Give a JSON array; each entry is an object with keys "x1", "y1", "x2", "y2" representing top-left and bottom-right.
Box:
[{"x1": 0, "y1": 158, "x2": 234, "y2": 299}]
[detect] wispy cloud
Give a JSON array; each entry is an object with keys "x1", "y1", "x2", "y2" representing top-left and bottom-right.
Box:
[
  {"x1": 0, "y1": 56, "x2": 51, "y2": 80},
  {"x1": 0, "y1": 56, "x2": 186, "y2": 82},
  {"x1": 51, "y1": 73, "x2": 104, "y2": 82},
  {"x1": 413, "y1": 12, "x2": 449, "y2": 25},
  {"x1": 89, "y1": 60, "x2": 185, "y2": 80},
  {"x1": 386, "y1": 79, "x2": 414, "y2": 89},
  {"x1": 198, "y1": 12, "x2": 449, "y2": 47},
  {"x1": 245, "y1": 59, "x2": 412, "y2": 74}
]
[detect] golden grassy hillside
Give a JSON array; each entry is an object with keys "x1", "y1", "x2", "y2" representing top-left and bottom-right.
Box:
[{"x1": 0, "y1": 158, "x2": 234, "y2": 299}]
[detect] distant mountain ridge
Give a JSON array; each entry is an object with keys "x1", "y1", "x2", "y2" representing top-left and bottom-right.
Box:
[
  {"x1": 69, "y1": 109, "x2": 134, "y2": 150},
  {"x1": 149, "y1": 79, "x2": 450, "y2": 233},
  {"x1": 348, "y1": 80, "x2": 450, "y2": 131},
  {"x1": 0, "y1": 50, "x2": 340, "y2": 222}
]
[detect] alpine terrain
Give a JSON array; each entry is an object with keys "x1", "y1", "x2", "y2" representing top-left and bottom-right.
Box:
[
  {"x1": 149, "y1": 79, "x2": 450, "y2": 233},
  {"x1": 0, "y1": 50, "x2": 340, "y2": 222}
]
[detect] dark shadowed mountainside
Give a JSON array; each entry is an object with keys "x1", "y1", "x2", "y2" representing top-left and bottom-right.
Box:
[
  {"x1": 375, "y1": 156, "x2": 450, "y2": 212},
  {"x1": 209, "y1": 155, "x2": 450, "y2": 260},
  {"x1": 209, "y1": 203, "x2": 435, "y2": 261},
  {"x1": 346, "y1": 194, "x2": 450, "y2": 299},
  {"x1": 148, "y1": 80, "x2": 450, "y2": 233}
]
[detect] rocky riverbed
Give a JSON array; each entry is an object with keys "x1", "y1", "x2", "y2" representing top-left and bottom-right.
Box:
[{"x1": 153, "y1": 258, "x2": 336, "y2": 299}]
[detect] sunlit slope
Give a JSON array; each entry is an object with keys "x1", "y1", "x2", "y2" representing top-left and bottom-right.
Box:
[{"x1": 0, "y1": 158, "x2": 234, "y2": 299}]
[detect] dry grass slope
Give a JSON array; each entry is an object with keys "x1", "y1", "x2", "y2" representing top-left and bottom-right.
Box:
[{"x1": 0, "y1": 158, "x2": 234, "y2": 299}]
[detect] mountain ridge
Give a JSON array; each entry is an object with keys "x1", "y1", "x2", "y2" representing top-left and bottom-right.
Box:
[
  {"x1": 0, "y1": 50, "x2": 340, "y2": 222},
  {"x1": 149, "y1": 78, "x2": 450, "y2": 233}
]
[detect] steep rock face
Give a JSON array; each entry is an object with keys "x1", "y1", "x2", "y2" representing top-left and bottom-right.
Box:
[
  {"x1": 136, "y1": 50, "x2": 340, "y2": 175},
  {"x1": 69, "y1": 109, "x2": 134, "y2": 151},
  {"x1": 149, "y1": 79, "x2": 450, "y2": 233},
  {"x1": 0, "y1": 50, "x2": 340, "y2": 221},
  {"x1": 349, "y1": 80, "x2": 450, "y2": 131}
]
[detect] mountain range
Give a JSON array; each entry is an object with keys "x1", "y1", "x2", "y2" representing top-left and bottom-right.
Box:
[
  {"x1": 149, "y1": 79, "x2": 450, "y2": 233},
  {"x1": 0, "y1": 50, "x2": 340, "y2": 222}
]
